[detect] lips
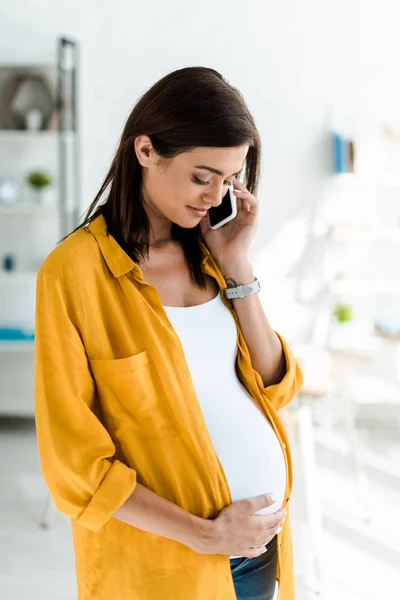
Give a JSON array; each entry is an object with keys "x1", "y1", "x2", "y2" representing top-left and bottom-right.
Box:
[{"x1": 187, "y1": 206, "x2": 209, "y2": 217}]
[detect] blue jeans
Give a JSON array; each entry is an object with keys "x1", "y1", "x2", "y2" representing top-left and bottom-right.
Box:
[{"x1": 230, "y1": 534, "x2": 278, "y2": 600}]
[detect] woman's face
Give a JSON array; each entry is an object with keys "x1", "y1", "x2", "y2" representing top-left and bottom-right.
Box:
[{"x1": 135, "y1": 136, "x2": 249, "y2": 230}]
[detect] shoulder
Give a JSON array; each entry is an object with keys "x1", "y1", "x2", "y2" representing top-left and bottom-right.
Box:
[{"x1": 38, "y1": 225, "x2": 102, "y2": 284}]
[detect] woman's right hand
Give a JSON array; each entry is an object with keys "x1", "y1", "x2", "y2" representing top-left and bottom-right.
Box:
[{"x1": 199, "y1": 493, "x2": 287, "y2": 558}]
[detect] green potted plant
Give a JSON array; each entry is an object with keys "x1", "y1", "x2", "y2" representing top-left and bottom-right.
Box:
[
  {"x1": 26, "y1": 170, "x2": 53, "y2": 204},
  {"x1": 332, "y1": 302, "x2": 353, "y2": 322}
]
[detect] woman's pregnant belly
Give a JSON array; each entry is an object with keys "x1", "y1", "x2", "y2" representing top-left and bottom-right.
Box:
[
  {"x1": 200, "y1": 377, "x2": 287, "y2": 513},
  {"x1": 193, "y1": 374, "x2": 287, "y2": 558}
]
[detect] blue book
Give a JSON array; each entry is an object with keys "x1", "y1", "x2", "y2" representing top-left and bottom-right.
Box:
[
  {"x1": 333, "y1": 132, "x2": 347, "y2": 173},
  {"x1": 0, "y1": 326, "x2": 35, "y2": 341}
]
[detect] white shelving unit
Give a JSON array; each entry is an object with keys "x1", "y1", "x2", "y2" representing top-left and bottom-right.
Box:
[
  {"x1": 287, "y1": 170, "x2": 400, "y2": 593},
  {"x1": 293, "y1": 169, "x2": 400, "y2": 451},
  {"x1": 0, "y1": 38, "x2": 80, "y2": 417},
  {"x1": 296, "y1": 174, "x2": 400, "y2": 308}
]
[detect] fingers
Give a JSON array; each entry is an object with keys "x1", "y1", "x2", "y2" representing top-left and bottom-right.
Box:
[
  {"x1": 269, "y1": 511, "x2": 286, "y2": 533},
  {"x1": 250, "y1": 493, "x2": 277, "y2": 510},
  {"x1": 235, "y1": 520, "x2": 282, "y2": 557},
  {"x1": 232, "y1": 177, "x2": 258, "y2": 209},
  {"x1": 233, "y1": 193, "x2": 248, "y2": 213},
  {"x1": 232, "y1": 176, "x2": 246, "y2": 190},
  {"x1": 233, "y1": 189, "x2": 258, "y2": 213},
  {"x1": 255, "y1": 510, "x2": 286, "y2": 547}
]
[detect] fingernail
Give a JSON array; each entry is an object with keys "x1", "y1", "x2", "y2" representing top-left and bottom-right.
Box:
[{"x1": 269, "y1": 493, "x2": 276, "y2": 502}]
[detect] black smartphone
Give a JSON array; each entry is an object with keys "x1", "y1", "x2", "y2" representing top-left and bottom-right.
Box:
[{"x1": 208, "y1": 182, "x2": 237, "y2": 229}]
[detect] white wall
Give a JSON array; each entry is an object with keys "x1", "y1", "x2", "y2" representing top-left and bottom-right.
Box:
[
  {"x1": 2, "y1": 0, "x2": 399, "y2": 252},
  {"x1": 2, "y1": 0, "x2": 400, "y2": 239}
]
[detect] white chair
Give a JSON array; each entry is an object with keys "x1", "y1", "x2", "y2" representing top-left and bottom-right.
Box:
[
  {"x1": 283, "y1": 345, "x2": 331, "y2": 596},
  {"x1": 285, "y1": 337, "x2": 378, "y2": 594},
  {"x1": 39, "y1": 492, "x2": 58, "y2": 529}
]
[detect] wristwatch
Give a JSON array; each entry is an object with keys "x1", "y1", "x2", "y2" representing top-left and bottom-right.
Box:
[{"x1": 224, "y1": 276, "x2": 261, "y2": 299}]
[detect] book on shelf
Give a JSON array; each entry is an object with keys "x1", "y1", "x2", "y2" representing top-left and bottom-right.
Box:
[{"x1": 0, "y1": 325, "x2": 35, "y2": 341}]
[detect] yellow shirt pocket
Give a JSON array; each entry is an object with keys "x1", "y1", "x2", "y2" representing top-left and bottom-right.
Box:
[{"x1": 89, "y1": 349, "x2": 179, "y2": 443}]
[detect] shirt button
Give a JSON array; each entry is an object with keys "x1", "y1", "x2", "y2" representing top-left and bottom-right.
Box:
[{"x1": 183, "y1": 373, "x2": 187, "y2": 379}]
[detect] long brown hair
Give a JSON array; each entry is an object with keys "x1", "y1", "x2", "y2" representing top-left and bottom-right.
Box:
[{"x1": 61, "y1": 66, "x2": 261, "y2": 288}]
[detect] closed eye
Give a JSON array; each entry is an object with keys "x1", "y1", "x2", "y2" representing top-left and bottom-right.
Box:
[{"x1": 192, "y1": 175, "x2": 231, "y2": 186}]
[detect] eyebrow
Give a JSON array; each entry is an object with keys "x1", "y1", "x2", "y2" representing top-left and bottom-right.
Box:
[{"x1": 194, "y1": 165, "x2": 242, "y2": 177}]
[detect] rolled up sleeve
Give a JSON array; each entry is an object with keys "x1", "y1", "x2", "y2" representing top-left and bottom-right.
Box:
[
  {"x1": 251, "y1": 331, "x2": 304, "y2": 411},
  {"x1": 34, "y1": 268, "x2": 137, "y2": 532}
]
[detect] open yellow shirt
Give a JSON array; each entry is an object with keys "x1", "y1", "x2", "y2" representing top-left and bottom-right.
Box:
[{"x1": 34, "y1": 211, "x2": 304, "y2": 600}]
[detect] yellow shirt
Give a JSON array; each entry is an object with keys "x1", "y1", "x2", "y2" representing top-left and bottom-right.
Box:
[{"x1": 34, "y1": 211, "x2": 304, "y2": 600}]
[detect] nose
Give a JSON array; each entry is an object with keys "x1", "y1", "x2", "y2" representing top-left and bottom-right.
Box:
[{"x1": 203, "y1": 183, "x2": 226, "y2": 208}]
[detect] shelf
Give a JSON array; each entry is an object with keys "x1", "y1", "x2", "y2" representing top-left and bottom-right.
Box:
[
  {"x1": 0, "y1": 202, "x2": 56, "y2": 216},
  {"x1": 330, "y1": 227, "x2": 400, "y2": 244},
  {"x1": 0, "y1": 271, "x2": 38, "y2": 283},
  {"x1": 298, "y1": 276, "x2": 400, "y2": 308},
  {"x1": 0, "y1": 340, "x2": 34, "y2": 352},
  {"x1": 0, "y1": 130, "x2": 75, "y2": 142},
  {"x1": 0, "y1": 203, "x2": 76, "y2": 216},
  {"x1": 0, "y1": 130, "x2": 56, "y2": 141},
  {"x1": 326, "y1": 332, "x2": 383, "y2": 356},
  {"x1": 312, "y1": 224, "x2": 400, "y2": 244},
  {"x1": 328, "y1": 276, "x2": 400, "y2": 297},
  {"x1": 0, "y1": 202, "x2": 74, "y2": 216},
  {"x1": 333, "y1": 173, "x2": 400, "y2": 188}
]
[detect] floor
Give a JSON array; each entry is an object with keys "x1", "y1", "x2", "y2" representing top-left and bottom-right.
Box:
[{"x1": 0, "y1": 415, "x2": 399, "y2": 600}]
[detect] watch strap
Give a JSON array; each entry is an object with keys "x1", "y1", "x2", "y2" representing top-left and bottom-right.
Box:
[{"x1": 224, "y1": 277, "x2": 260, "y2": 299}]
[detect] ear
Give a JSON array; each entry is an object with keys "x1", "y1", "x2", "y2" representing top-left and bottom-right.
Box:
[{"x1": 134, "y1": 135, "x2": 155, "y2": 168}]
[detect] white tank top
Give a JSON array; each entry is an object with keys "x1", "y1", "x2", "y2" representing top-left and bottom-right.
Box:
[{"x1": 164, "y1": 291, "x2": 286, "y2": 558}]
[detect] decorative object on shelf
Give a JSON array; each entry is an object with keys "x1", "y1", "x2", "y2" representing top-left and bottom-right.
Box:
[
  {"x1": 332, "y1": 302, "x2": 353, "y2": 322},
  {"x1": 2, "y1": 254, "x2": 16, "y2": 272},
  {"x1": 0, "y1": 70, "x2": 55, "y2": 130},
  {"x1": 0, "y1": 177, "x2": 22, "y2": 205},
  {"x1": 333, "y1": 132, "x2": 355, "y2": 174},
  {"x1": 374, "y1": 319, "x2": 400, "y2": 340},
  {"x1": 26, "y1": 170, "x2": 53, "y2": 204},
  {"x1": 0, "y1": 325, "x2": 35, "y2": 341},
  {"x1": 25, "y1": 108, "x2": 43, "y2": 131}
]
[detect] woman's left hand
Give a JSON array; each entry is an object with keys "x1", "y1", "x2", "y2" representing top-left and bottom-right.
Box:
[{"x1": 199, "y1": 176, "x2": 259, "y2": 270}]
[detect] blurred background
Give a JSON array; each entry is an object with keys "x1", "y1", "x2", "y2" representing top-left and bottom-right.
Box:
[{"x1": 0, "y1": 1, "x2": 399, "y2": 598}]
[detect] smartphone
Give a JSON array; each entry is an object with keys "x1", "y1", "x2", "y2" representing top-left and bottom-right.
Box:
[{"x1": 208, "y1": 182, "x2": 237, "y2": 229}]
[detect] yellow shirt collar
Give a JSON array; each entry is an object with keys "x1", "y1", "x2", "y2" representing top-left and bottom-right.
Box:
[{"x1": 87, "y1": 210, "x2": 212, "y2": 279}]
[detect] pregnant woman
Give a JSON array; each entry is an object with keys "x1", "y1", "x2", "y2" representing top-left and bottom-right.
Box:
[{"x1": 34, "y1": 66, "x2": 303, "y2": 600}]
